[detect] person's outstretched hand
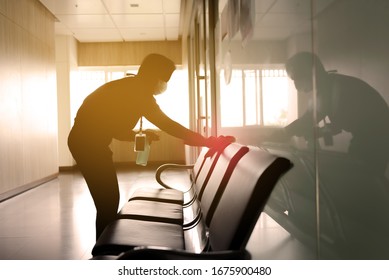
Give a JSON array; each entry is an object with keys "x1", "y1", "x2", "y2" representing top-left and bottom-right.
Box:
[{"x1": 204, "y1": 135, "x2": 236, "y2": 158}]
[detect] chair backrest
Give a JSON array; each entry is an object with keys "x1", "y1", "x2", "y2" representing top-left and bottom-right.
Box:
[
  {"x1": 183, "y1": 143, "x2": 244, "y2": 227},
  {"x1": 183, "y1": 143, "x2": 250, "y2": 252},
  {"x1": 182, "y1": 147, "x2": 211, "y2": 207},
  {"x1": 191, "y1": 147, "x2": 209, "y2": 182},
  {"x1": 207, "y1": 146, "x2": 292, "y2": 251},
  {"x1": 197, "y1": 143, "x2": 244, "y2": 200},
  {"x1": 199, "y1": 143, "x2": 249, "y2": 225}
]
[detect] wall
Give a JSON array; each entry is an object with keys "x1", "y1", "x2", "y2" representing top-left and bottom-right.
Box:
[
  {"x1": 221, "y1": 40, "x2": 287, "y2": 65},
  {"x1": 0, "y1": 0, "x2": 58, "y2": 201},
  {"x1": 77, "y1": 40, "x2": 182, "y2": 66},
  {"x1": 56, "y1": 35, "x2": 78, "y2": 168}
]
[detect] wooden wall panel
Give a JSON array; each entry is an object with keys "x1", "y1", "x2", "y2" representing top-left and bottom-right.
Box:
[
  {"x1": 0, "y1": 0, "x2": 58, "y2": 199},
  {"x1": 77, "y1": 40, "x2": 182, "y2": 66}
]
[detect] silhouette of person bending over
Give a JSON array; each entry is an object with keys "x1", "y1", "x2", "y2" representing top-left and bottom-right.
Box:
[
  {"x1": 68, "y1": 53, "x2": 230, "y2": 239},
  {"x1": 272, "y1": 52, "x2": 389, "y2": 174}
]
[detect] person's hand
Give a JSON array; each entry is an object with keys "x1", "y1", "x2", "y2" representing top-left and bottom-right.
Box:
[
  {"x1": 204, "y1": 135, "x2": 236, "y2": 158},
  {"x1": 205, "y1": 135, "x2": 235, "y2": 147},
  {"x1": 144, "y1": 129, "x2": 160, "y2": 144}
]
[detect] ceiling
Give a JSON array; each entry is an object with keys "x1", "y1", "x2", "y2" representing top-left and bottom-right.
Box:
[
  {"x1": 38, "y1": 0, "x2": 182, "y2": 42},
  {"x1": 38, "y1": 0, "x2": 335, "y2": 43}
]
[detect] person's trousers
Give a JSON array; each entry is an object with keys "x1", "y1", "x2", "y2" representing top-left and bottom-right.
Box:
[{"x1": 68, "y1": 131, "x2": 119, "y2": 240}]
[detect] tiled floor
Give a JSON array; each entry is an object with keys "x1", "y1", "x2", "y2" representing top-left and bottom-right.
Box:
[{"x1": 0, "y1": 166, "x2": 314, "y2": 260}]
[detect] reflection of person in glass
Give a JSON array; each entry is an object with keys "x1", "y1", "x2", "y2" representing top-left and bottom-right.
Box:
[
  {"x1": 68, "y1": 54, "x2": 231, "y2": 240},
  {"x1": 276, "y1": 52, "x2": 389, "y2": 175}
]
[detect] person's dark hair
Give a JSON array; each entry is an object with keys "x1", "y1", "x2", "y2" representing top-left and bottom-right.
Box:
[
  {"x1": 137, "y1": 53, "x2": 176, "y2": 82},
  {"x1": 285, "y1": 52, "x2": 326, "y2": 79}
]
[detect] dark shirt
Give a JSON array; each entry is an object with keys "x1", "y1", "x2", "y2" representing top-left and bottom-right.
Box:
[{"x1": 72, "y1": 76, "x2": 159, "y2": 145}]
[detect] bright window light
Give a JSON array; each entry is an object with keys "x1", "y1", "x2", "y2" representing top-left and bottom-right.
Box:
[
  {"x1": 244, "y1": 70, "x2": 258, "y2": 126},
  {"x1": 262, "y1": 69, "x2": 290, "y2": 126},
  {"x1": 220, "y1": 69, "x2": 244, "y2": 127},
  {"x1": 220, "y1": 67, "x2": 296, "y2": 128},
  {"x1": 70, "y1": 70, "x2": 105, "y2": 126}
]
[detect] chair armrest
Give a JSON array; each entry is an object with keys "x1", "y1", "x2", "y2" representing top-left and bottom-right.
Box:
[
  {"x1": 155, "y1": 163, "x2": 194, "y2": 189},
  {"x1": 117, "y1": 246, "x2": 251, "y2": 260}
]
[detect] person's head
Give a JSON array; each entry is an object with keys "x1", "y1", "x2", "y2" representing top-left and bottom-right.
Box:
[
  {"x1": 285, "y1": 52, "x2": 326, "y2": 93},
  {"x1": 137, "y1": 53, "x2": 176, "y2": 95}
]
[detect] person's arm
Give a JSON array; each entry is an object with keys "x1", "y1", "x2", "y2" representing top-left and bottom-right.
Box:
[
  {"x1": 151, "y1": 113, "x2": 211, "y2": 146},
  {"x1": 284, "y1": 111, "x2": 314, "y2": 137},
  {"x1": 262, "y1": 110, "x2": 317, "y2": 144},
  {"x1": 144, "y1": 104, "x2": 213, "y2": 147}
]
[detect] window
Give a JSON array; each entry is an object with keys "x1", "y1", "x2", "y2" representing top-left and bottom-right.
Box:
[
  {"x1": 220, "y1": 67, "x2": 297, "y2": 128},
  {"x1": 70, "y1": 70, "x2": 105, "y2": 126},
  {"x1": 71, "y1": 67, "x2": 189, "y2": 130},
  {"x1": 220, "y1": 70, "x2": 244, "y2": 127}
]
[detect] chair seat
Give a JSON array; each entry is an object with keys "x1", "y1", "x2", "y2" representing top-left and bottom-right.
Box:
[
  {"x1": 129, "y1": 187, "x2": 183, "y2": 204},
  {"x1": 118, "y1": 199, "x2": 183, "y2": 225},
  {"x1": 92, "y1": 219, "x2": 185, "y2": 256}
]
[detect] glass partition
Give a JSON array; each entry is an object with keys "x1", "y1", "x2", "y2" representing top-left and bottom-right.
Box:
[
  {"x1": 215, "y1": 0, "x2": 389, "y2": 259},
  {"x1": 314, "y1": 0, "x2": 389, "y2": 259}
]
